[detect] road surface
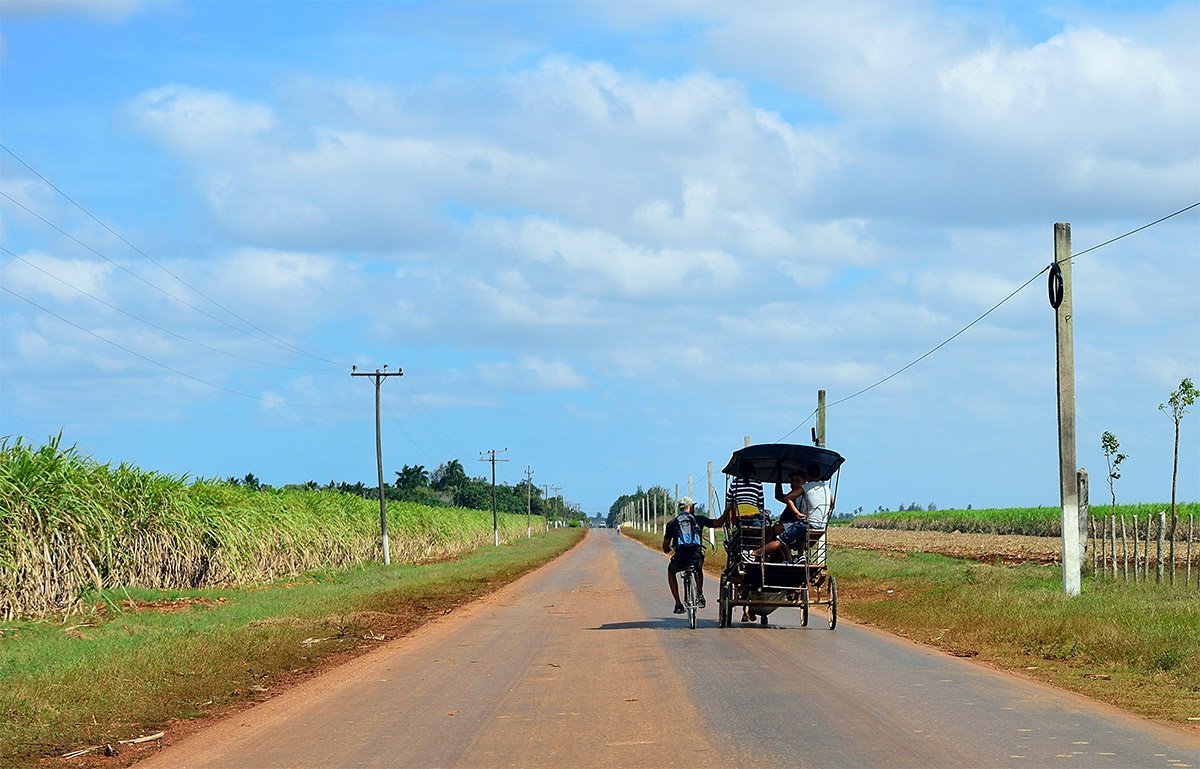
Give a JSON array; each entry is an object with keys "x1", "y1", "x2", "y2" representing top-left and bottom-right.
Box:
[{"x1": 139, "y1": 530, "x2": 1198, "y2": 769}]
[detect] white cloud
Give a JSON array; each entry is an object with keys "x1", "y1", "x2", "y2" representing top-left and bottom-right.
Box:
[
  {"x1": 2, "y1": 250, "x2": 113, "y2": 303},
  {"x1": 2, "y1": 0, "x2": 147, "y2": 22},
  {"x1": 128, "y1": 86, "x2": 277, "y2": 156},
  {"x1": 478, "y1": 355, "x2": 588, "y2": 391},
  {"x1": 201, "y1": 248, "x2": 347, "y2": 329},
  {"x1": 487, "y1": 218, "x2": 741, "y2": 299}
]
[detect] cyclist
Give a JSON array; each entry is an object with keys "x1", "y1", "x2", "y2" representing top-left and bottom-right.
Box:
[{"x1": 663, "y1": 496, "x2": 728, "y2": 614}]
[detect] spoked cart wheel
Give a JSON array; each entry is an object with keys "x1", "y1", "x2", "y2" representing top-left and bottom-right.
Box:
[
  {"x1": 800, "y1": 585, "x2": 810, "y2": 627},
  {"x1": 828, "y1": 576, "x2": 838, "y2": 629}
]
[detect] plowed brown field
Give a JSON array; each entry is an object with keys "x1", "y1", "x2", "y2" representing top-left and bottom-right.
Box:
[{"x1": 832, "y1": 527, "x2": 1192, "y2": 566}]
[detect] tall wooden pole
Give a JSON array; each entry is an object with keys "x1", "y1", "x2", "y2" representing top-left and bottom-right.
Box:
[
  {"x1": 351, "y1": 367, "x2": 403, "y2": 566},
  {"x1": 707, "y1": 460, "x2": 716, "y2": 545},
  {"x1": 817, "y1": 389, "x2": 827, "y2": 447},
  {"x1": 1054, "y1": 223, "x2": 1081, "y2": 596}
]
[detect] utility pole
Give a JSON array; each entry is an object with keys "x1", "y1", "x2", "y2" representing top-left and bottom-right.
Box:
[
  {"x1": 548, "y1": 484, "x2": 561, "y2": 528},
  {"x1": 816, "y1": 389, "x2": 827, "y2": 447},
  {"x1": 351, "y1": 365, "x2": 403, "y2": 565},
  {"x1": 525, "y1": 465, "x2": 534, "y2": 538},
  {"x1": 1053, "y1": 222, "x2": 1081, "y2": 596},
  {"x1": 480, "y1": 449, "x2": 509, "y2": 546},
  {"x1": 707, "y1": 461, "x2": 715, "y2": 545}
]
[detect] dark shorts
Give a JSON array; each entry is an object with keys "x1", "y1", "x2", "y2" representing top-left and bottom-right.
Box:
[
  {"x1": 777, "y1": 520, "x2": 812, "y2": 547},
  {"x1": 669, "y1": 547, "x2": 704, "y2": 573}
]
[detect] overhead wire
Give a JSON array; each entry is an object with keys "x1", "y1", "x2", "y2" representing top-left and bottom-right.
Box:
[
  {"x1": 0, "y1": 283, "x2": 369, "y2": 409},
  {"x1": 777, "y1": 202, "x2": 1200, "y2": 443},
  {"x1": 2, "y1": 246, "x2": 336, "y2": 372},
  {"x1": 399, "y1": 375, "x2": 469, "y2": 458},
  {"x1": 1, "y1": 143, "x2": 348, "y2": 367},
  {"x1": 1, "y1": 192, "x2": 346, "y2": 369}
]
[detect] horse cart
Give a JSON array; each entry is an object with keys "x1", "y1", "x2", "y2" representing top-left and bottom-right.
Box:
[{"x1": 717, "y1": 443, "x2": 844, "y2": 629}]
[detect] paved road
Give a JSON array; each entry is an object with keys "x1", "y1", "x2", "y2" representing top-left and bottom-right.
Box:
[{"x1": 139, "y1": 530, "x2": 1198, "y2": 769}]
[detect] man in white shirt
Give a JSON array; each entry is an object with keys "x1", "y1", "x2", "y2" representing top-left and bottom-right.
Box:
[{"x1": 750, "y1": 464, "x2": 832, "y2": 562}]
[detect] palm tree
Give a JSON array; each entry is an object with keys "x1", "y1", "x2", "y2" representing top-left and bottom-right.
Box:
[
  {"x1": 395, "y1": 464, "x2": 429, "y2": 490},
  {"x1": 432, "y1": 459, "x2": 468, "y2": 491}
]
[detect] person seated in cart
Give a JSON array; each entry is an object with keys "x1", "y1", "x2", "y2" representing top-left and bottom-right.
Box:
[
  {"x1": 750, "y1": 464, "x2": 833, "y2": 563},
  {"x1": 725, "y1": 461, "x2": 766, "y2": 524},
  {"x1": 663, "y1": 496, "x2": 728, "y2": 614}
]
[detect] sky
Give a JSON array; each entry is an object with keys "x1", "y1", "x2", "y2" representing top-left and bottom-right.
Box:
[{"x1": 1, "y1": 0, "x2": 1197, "y2": 519}]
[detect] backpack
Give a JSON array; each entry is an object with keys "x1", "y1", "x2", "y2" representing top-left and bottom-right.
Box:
[{"x1": 675, "y1": 512, "x2": 703, "y2": 547}]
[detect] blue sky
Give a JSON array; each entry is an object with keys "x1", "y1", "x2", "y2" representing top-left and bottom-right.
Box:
[{"x1": 1, "y1": 0, "x2": 1197, "y2": 518}]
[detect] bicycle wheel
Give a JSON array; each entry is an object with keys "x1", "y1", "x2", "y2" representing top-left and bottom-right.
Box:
[{"x1": 684, "y1": 570, "x2": 697, "y2": 629}]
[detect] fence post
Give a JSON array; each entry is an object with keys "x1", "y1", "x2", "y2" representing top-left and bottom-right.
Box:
[
  {"x1": 1188, "y1": 513, "x2": 1194, "y2": 588},
  {"x1": 1077, "y1": 469, "x2": 1089, "y2": 572},
  {"x1": 1090, "y1": 517, "x2": 1098, "y2": 577},
  {"x1": 1133, "y1": 514, "x2": 1140, "y2": 582},
  {"x1": 1121, "y1": 516, "x2": 1128, "y2": 582},
  {"x1": 1145, "y1": 514, "x2": 1153, "y2": 582},
  {"x1": 1110, "y1": 515, "x2": 1117, "y2": 579},
  {"x1": 1157, "y1": 512, "x2": 1166, "y2": 584}
]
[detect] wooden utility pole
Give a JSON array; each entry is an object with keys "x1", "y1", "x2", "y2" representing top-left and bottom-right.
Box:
[
  {"x1": 351, "y1": 366, "x2": 404, "y2": 565},
  {"x1": 548, "y1": 485, "x2": 561, "y2": 529},
  {"x1": 707, "y1": 460, "x2": 716, "y2": 545},
  {"x1": 525, "y1": 466, "x2": 534, "y2": 538},
  {"x1": 816, "y1": 389, "x2": 827, "y2": 447},
  {"x1": 1053, "y1": 223, "x2": 1081, "y2": 596},
  {"x1": 480, "y1": 449, "x2": 509, "y2": 545}
]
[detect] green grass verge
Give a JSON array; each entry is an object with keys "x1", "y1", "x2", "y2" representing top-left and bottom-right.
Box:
[
  {"x1": 0, "y1": 528, "x2": 584, "y2": 768},
  {"x1": 620, "y1": 526, "x2": 1200, "y2": 724}
]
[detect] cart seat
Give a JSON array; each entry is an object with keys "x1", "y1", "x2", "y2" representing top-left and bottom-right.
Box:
[{"x1": 806, "y1": 528, "x2": 827, "y2": 564}]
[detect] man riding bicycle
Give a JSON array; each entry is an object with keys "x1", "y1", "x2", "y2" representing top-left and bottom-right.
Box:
[{"x1": 663, "y1": 496, "x2": 728, "y2": 614}]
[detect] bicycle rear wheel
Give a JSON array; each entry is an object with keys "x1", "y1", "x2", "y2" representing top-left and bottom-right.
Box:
[{"x1": 683, "y1": 569, "x2": 697, "y2": 629}]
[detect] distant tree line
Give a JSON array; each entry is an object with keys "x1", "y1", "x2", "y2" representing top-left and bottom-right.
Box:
[{"x1": 225, "y1": 460, "x2": 584, "y2": 523}]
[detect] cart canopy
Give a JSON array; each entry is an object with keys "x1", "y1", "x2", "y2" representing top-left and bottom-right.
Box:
[{"x1": 721, "y1": 444, "x2": 845, "y2": 483}]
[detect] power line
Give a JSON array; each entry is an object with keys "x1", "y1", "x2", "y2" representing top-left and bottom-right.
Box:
[
  {"x1": 1059, "y1": 201, "x2": 1199, "y2": 264},
  {"x1": 1, "y1": 143, "x2": 347, "y2": 367},
  {"x1": 0, "y1": 283, "x2": 367, "y2": 409},
  {"x1": 2, "y1": 192, "x2": 344, "y2": 366},
  {"x1": 395, "y1": 375, "x2": 467, "y2": 459},
  {"x1": 380, "y1": 396, "x2": 440, "y2": 466},
  {"x1": 2, "y1": 246, "x2": 335, "y2": 372},
  {"x1": 779, "y1": 203, "x2": 1200, "y2": 442}
]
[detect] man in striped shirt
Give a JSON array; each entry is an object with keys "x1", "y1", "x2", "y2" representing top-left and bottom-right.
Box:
[{"x1": 726, "y1": 461, "x2": 765, "y2": 523}]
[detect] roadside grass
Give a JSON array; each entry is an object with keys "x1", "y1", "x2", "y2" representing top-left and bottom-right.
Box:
[
  {"x1": 852, "y1": 502, "x2": 1200, "y2": 536},
  {"x1": 620, "y1": 526, "x2": 1200, "y2": 724},
  {"x1": 0, "y1": 528, "x2": 584, "y2": 768}
]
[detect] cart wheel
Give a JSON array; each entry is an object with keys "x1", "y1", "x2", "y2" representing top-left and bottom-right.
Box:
[
  {"x1": 828, "y1": 576, "x2": 838, "y2": 630},
  {"x1": 800, "y1": 585, "x2": 809, "y2": 627},
  {"x1": 760, "y1": 612, "x2": 769, "y2": 626}
]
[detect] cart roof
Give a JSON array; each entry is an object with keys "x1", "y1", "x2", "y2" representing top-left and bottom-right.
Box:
[{"x1": 721, "y1": 444, "x2": 845, "y2": 483}]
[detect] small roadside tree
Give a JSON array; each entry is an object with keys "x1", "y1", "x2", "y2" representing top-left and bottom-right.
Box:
[
  {"x1": 1158, "y1": 377, "x2": 1197, "y2": 584},
  {"x1": 1100, "y1": 431, "x2": 1127, "y2": 518}
]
